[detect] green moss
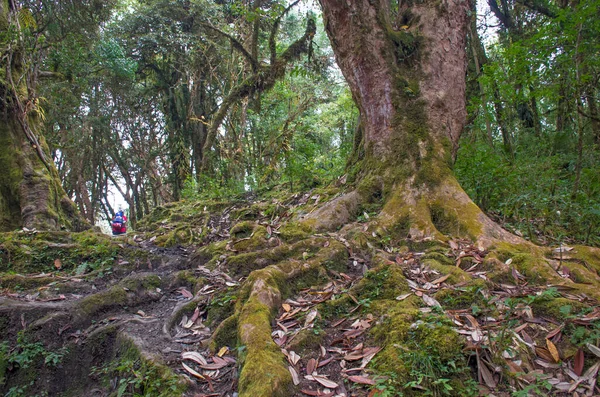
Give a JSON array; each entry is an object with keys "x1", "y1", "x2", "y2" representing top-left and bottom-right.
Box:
[
  {"x1": 210, "y1": 315, "x2": 239, "y2": 352},
  {"x1": 531, "y1": 297, "x2": 587, "y2": 322},
  {"x1": 0, "y1": 274, "x2": 55, "y2": 291},
  {"x1": 0, "y1": 230, "x2": 121, "y2": 273},
  {"x1": 122, "y1": 274, "x2": 161, "y2": 291},
  {"x1": 232, "y1": 225, "x2": 269, "y2": 252},
  {"x1": 191, "y1": 240, "x2": 228, "y2": 268},
  {"x1": 170, "y1": 271, "x2": 205, "y2": 293},
  {"x1": 0, "y1": 342, "x2": 8, "y2": 386},
  {"x1": 278, "y1": 222, "x2": 312, "y2": 242},
  {"x1": 372, "y1": 312, "x2": 477, "y2": 396},
  {"x1": 92, "y1": 333, "x2": 187, "y2": 397},
  {"x1": 353, "y1": 263, "x2": 410, "y2": 301},
  {"x1": 435, "y1": 279, "x2": 488, "y2": 310},
  {"x1": 238, "y1": 297, "x2": 292, "y2": 397},
  {"x1": 285, "y1": 328, "x2": 323, "y2": 353},
  {"x1": 230, "y1": 221, "x2": 256, "y2": 238},
  {"x1": 77, "y1": 285, "x2": 129, "y2": 318}
]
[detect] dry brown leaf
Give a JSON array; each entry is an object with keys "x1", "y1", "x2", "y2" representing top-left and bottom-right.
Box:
[
  {"x1": 361, "y1": 347, "x2": 382, "y2": 368},
  {"x1": 182, "y1": 351, "x2": 208, "y2": 366},
  {"x1": 307, "y1": 374, "x2": 338, "y2": 389},
  {"x1": 586, "y1": 343, "x2": 600, "y2": 358},
  {"x1": 217, "y1": 346, "x2": 229, "y2": 357},
  {"x1": 535, "y1": 347, "x2": 556, "y2": 363},
  {"x1": 289, "y1": 366, "x2": 300, "y2": 386},
  {"x1": 199, "y1": 361, "x2": 228, "y2": 370},
  {"x1": 422, "y1": 294, "x2": 440, "y2": 307},
  {"x1": 395, "y1": 293, "x2": 411, "y2": 301},
  {"x1": 212, "y1": 356, "x2": 228, "y2": 366},
  {"x1": 547, "y1": 324, "x2": 564, "y2": 340},
  {"x1": 479, "y1": 360, "x2": 497, "y2": 388},
  {"x1": 282, "y1": 303, "x2": 291, "y2": 312},
  {"x1": 574, "y1": 348, "x2": 584, "y2": 377},
  {"x1": 289, "y1": 351, "x2": 301, "y2": 366},
  {"x1": 306, "y1": 358, "x2": 317, "y2": 375},
  {"x1": 431, "y1": 274, "x2": 450, "y2": 285},
  {"x1": 179, "y1": 288, "x2": 193, "y2": 299},
  {"x1": 304, "y1": 309, "x2": 318, "y2": 327},
  {"x1": 348, "y1": 375, "x2": 376, "y2": 385},
  {"x1": 182, "y1": 362, "x2": 205, "y2": 379},
  {"x1": 546, "y1": 339, "x2": 560, "y2": 362},
  {"x1": 54, "y1": 258, "x2": 62, "y2": 270}
]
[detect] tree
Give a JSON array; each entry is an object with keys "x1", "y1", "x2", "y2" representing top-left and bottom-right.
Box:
[
  {"x1": 309, "y1": 0, "x2": 518, "y2": 247},
  {"x1": 0, "y1": 0, "x2": 88, "y2": 231}
]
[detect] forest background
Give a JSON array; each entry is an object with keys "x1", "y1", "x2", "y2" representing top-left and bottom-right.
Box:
[{"x1": 3, "y1": 0, "x2": 600, "y2": 245}]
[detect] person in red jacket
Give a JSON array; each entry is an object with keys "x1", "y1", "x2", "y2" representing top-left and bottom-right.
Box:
[{"x1": 111, "y1": 210, "x2": 127, "y2": 235}]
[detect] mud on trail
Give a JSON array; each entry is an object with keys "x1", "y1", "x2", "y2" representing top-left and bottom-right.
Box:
[{"x1": 2, "y1": 188, "x2": 600, "y2": 397}]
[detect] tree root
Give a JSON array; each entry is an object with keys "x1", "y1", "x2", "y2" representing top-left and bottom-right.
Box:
[
  {"x1": 302, "y1": 190, "x2": 363, "y2": 231},
  {"x1": 228, "y1": 238, "x2": 347, "y2": 397}
]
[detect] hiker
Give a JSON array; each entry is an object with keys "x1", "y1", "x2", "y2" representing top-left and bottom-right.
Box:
[{"x1": 111, "y1": 210, "x2": 127, "y2": 235}]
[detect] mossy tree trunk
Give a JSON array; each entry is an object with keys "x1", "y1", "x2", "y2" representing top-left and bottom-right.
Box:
[
  {"x1": 0, "y1": 0, "x2": 87, "y2": 232},
  {"x1": 317, "y1": 0, "x2": 518, "y2": 247}
]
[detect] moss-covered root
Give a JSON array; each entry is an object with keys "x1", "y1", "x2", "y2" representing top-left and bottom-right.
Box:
[
  {"x1": 377, "y1": 176, "x2": 524, "y2": 249},
  {"x1": 74, "y1": 273, "x2": 163, "y2": 324},
  {"x1": 237, "y1": 268, "x2": 291, "y2": 397},
  {"x1": 487, "y1": 243, "x2": 600, "y2": 301},
  {"x1": 302, "y1": 190, "x2": 363, "y2": 231},
  {"x1": 235, "y1": 239, "x2": 348, "y2": 397}
]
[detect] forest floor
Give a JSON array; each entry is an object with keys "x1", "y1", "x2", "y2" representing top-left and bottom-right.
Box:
[{"x1": 1, "y1": 186, "x2": 600, "y2": 397}]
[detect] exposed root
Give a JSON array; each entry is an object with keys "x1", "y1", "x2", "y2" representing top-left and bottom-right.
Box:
[
  {"x1": 232, "y1": 238, "x2": 347, "y2": 397},
  {"x1": 302, "y1": 190, "x2": 363, "y2": 231},
  {"x1": 377, "y1": 176, "x2": 525, "y2": 249}
]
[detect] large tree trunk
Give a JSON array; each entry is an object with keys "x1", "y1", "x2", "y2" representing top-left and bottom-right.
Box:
[
  {"x1": 0, "y1": 0, "x2": 87, "y2": 232},
  {"x1": 0, "y1": 114, "x2": 86, "y2": 231},
  {"x1": 316, "y1": 0, "x2": 518, "y2": 247}
]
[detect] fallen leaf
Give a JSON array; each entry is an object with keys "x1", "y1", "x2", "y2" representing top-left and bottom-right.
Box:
[
  {"x1": 305, "y1": 374, "x2": 338, "y2": 389},
  {"x1": 535, "y1": 347, "x2": 556, "y2": 363},
  {"x1": 431, "y1": 274, "x2": 450, "y2": 285},
  {"x1": 422, "y1": 294, "x2": 441, "y2": 307},
  {"x1": 586, "y1": 343, "x2": 600, "y2": 358},
  {"x1": 182, "y1": 351, "x2": 208, "y2": 366},
  {"x1": 182, "y1": 362, "x2": 204, "y2": 379},
  {"x1": 304, "y1": 309, "x2": 318, "y2": 327},
  {"x1": 54, "y1": 259, "x2": 62, "y2": 270},
  {"x1": 479, "y1": 360, "x2": 497, "y2": 388},
  {"x1": 306, "y1": 358, "x2": 317, "y2": 375},
  {"x1": 217, "y1": 346, "x2": 229, "y2": 357},
  {"x1": 348, "y1": 375, "x2": 376, "y2": 385},
  {"x1": 282, "y1": 303, "x2": 291, "y2": 312},
  {"x1": 289, "y1": 366, "x2": 300, "y2": 385},
  {"x1": 395, "y1": 293, "x2": 411, "y2": 301},
  {"x1": 288, "y1": 351, "x2": 301, "y2": 365},
  {"x1": 574, "y1": 348, "x2": 584, "y2": 376},
  {"x1": 546, "y1": 339, "x2": 560, "y2": 362},
  {"x1": 179, "y1": 288, "x2": 193, "y2": 299}
]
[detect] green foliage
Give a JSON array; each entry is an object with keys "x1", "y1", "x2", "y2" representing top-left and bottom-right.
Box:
[
  {"x1": 455, "y1": 139, "x2": 600, "y2": 245},
  {"x1": 3, "y1": 332, "x2": 67, "y2": 372},
  {"x1": 91, "y1": 357, "x2": 183, "y2": 397}
]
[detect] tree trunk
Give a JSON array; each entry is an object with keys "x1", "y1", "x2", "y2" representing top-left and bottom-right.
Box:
[
  {"x1": 0, "y1": 114, "x2": 86, "y2": 231},
  {"x1": 316, "y1": 0, "x2": 518, "y2": 246},
  {"x1": 0, "y1": 0, "x2": 87, "y2": 232}
]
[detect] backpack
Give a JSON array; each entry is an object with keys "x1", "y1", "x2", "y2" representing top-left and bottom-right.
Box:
[{"x1": 113, "y1": 216, "x2": 124, "y2": 227}]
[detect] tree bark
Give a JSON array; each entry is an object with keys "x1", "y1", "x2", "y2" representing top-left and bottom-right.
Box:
[
  {"x1": 0, "y1": 0, "x2": 87, "y2": 232},
  {"x1": 316, "y1": 0, "x2": 518, "y2": 246}
]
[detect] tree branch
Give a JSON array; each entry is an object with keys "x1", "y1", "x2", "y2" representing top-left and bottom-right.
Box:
[
  {"x1": 200, "y1": 16, "x2": 316, "y2": 173},
  {"x1": 269, "y1": 0, "x2": 302, "y2": 66},
  {"x1": 514, "y1": 0, "x2": 557, "y2": 18},
  {"x1": 202, "y1": 23, "x2": 258, "y2": 72}
]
